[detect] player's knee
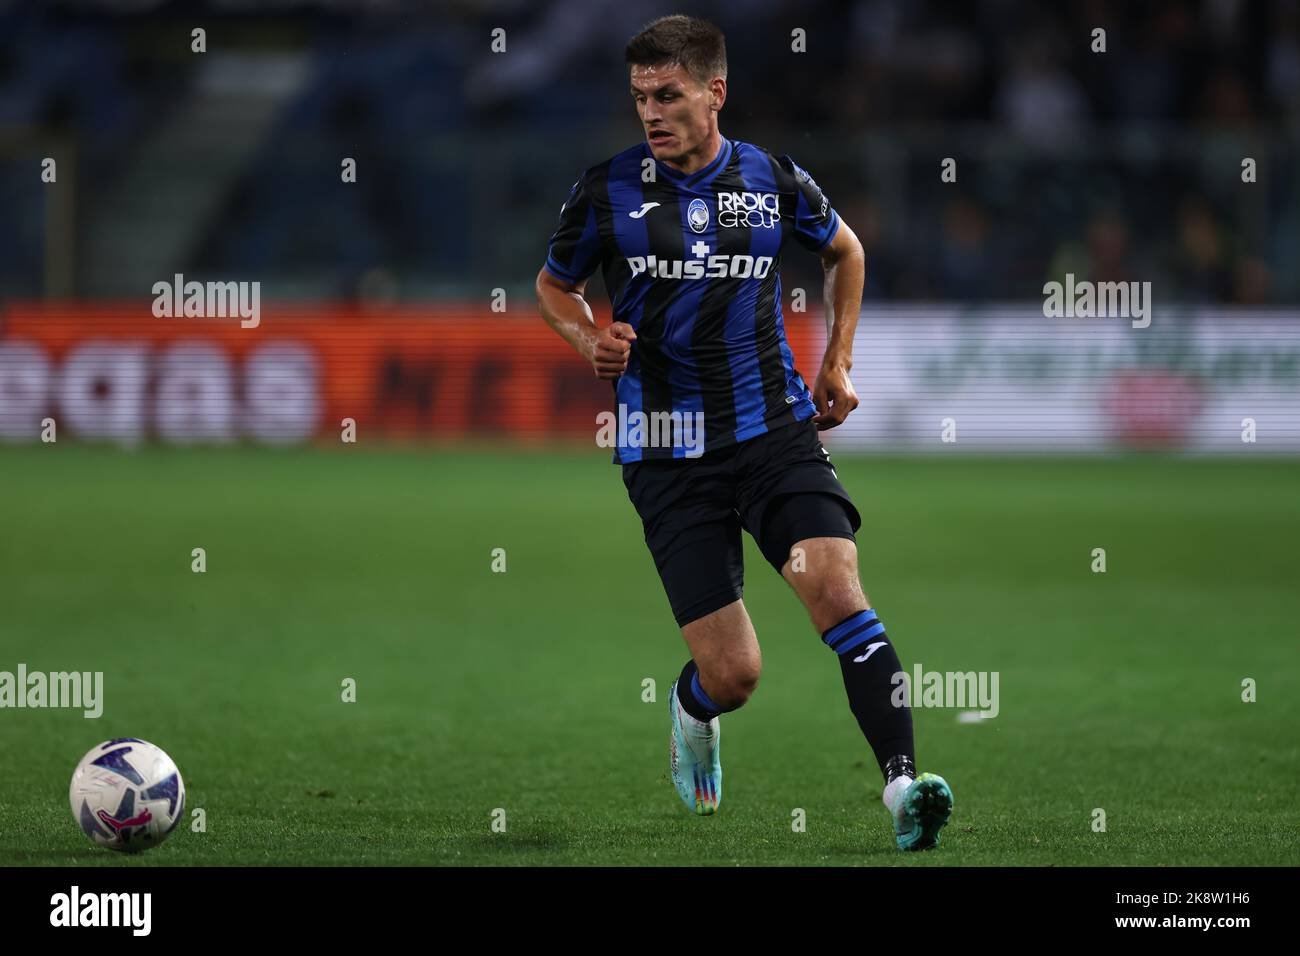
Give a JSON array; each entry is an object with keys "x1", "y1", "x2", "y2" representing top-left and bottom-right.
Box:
[
  {"x1": 708, "y1": 662, "x2": 760, "y2": 711},
  {"x1": 799, "y1": 562, "x2": 867, "y2": 631}
]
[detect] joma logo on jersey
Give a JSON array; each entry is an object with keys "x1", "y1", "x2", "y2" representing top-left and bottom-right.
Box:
[
  {"x1": 626, "y1": 254, "x2": 774, "y2": 280},
  {"x1": 717, "y1": 192, "x2": 780, "y2": 228}
]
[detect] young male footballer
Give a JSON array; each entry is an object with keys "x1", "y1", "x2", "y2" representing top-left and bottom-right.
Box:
[{"x1": 535, "y1": 15, "x2": 953, "y2": 850}]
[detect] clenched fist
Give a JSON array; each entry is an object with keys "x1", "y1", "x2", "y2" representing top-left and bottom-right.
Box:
[
  {"x1": 811, "y1": 363, "x2": 859, "y2": 430},
  {"x1": 589, "y1": 321, "x2": 637, "y2": 380}
]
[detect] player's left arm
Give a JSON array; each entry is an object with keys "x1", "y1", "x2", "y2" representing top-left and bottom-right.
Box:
[{"x1": 812, "y1": 218, "x2": 865, "y2": 430}]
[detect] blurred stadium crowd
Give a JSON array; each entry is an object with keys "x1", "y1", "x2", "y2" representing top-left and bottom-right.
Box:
[{"x1": 1, "y1": 0, "x2": 1298, "y2": 304}]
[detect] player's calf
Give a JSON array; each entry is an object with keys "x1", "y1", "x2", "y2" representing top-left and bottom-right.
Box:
[{"x1": 678, "y1": 599, "x2": 761, "y2": 714}]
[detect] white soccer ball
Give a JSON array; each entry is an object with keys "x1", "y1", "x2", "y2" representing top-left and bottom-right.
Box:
[{"x1": 69, "y1": 738, "x2": 186, "y2": 853}]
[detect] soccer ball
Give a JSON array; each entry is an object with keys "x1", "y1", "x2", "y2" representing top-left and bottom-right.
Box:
[{"x1": 69, "y1": 738, "x2": 186, "y2": 852}]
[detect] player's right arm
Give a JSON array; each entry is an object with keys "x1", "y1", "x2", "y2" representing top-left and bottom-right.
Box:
[
  {"x1": 535, "y1": 268, "x2": 636, "y2": 380},
  {"x1": 536, "y1": 171, "x2": 636, "y2": 380}
]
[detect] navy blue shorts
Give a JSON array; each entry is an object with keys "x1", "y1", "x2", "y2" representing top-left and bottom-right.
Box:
[{"x1": 621, "y1": 419, "x2": 861, "y2": 628}]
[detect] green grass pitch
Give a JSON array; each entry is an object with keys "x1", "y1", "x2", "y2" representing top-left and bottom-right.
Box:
[{"x1": 1, "y1": 444, "x2": 1297, "y2": 866}]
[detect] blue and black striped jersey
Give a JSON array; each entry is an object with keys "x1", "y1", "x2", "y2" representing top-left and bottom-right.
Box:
[{"x1": 543, "y1": 137, "x2": 839, "y2": 464}]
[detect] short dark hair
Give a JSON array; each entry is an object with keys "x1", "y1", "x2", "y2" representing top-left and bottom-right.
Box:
[{"x1": 625, "y1": 15, "x2": 727, "y2": 87}]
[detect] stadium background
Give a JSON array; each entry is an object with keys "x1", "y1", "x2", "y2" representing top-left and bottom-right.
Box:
[{"x1": 1, "y1": 0, "x2": 1298, "y2": 866}]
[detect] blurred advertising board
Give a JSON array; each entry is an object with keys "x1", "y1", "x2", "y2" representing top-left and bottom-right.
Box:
[
  {"x1": 1, "y1": 303, "x2": 1297, "y2": 452},
  {"x1": 0, "y1": 303, "x2": 819, "y2": 447},
  {"x1": 825, "y1": 306, "x2": 1300, "y2": 452}
]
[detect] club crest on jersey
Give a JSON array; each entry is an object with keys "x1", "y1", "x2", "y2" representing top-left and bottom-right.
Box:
[
  {"x1": 718, "y1": 191, "x2": 780, "y2": 229},
  {"x1": 687, "y1": 198, "x2": 710, "y2": 233}
]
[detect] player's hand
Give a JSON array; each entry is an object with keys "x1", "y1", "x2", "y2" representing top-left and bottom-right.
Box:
[
  {"x1": 590, "y1": 322, "x2": 637, "y2": 380},
  {"x1": 812, "y1": 364, "x2": 859, "y2": 430}
]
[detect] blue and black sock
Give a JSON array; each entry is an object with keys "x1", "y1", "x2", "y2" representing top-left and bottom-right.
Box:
[
  {"x1": 823, "y1": 608, "x2": 915, "y2": 781},
  {"x1": 675, "y1": 659, "x2": 724, "y2": 722}
]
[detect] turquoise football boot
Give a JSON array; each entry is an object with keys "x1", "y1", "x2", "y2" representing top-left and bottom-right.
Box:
[
  {"x1": 668, "y1": 680, "x2": 721, "y2": 815},
  {"x1": 891, "y1": 772, "x2": 953, "y2": 851}
]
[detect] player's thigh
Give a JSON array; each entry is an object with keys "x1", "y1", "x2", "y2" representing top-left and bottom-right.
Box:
[
  {"x1": 758, "y1": 486, "x2": 867, "y2": 632},
  {"x1": 736, "y1": 420, "x2": 862, "y2": 575},
  {"x1": 780, "y1": 535, "x2": 869, "y2": 632},
  {"x1": 622, "y1": 458, "x2": 745, "y2": 631}
]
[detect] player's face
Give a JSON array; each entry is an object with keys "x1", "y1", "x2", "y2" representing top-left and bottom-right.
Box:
[{"x1": 630, "y1": 62, "x2": 720, "y2": 168}]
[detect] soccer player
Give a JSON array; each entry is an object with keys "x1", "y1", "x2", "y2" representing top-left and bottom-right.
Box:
[{"x1": 535, "y1": 14, "x2": 952, "y2": 850}]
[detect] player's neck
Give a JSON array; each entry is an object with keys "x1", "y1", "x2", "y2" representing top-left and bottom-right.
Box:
[{"x1": 662, "y1": 130, "x2": 725, "y2": 176}]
